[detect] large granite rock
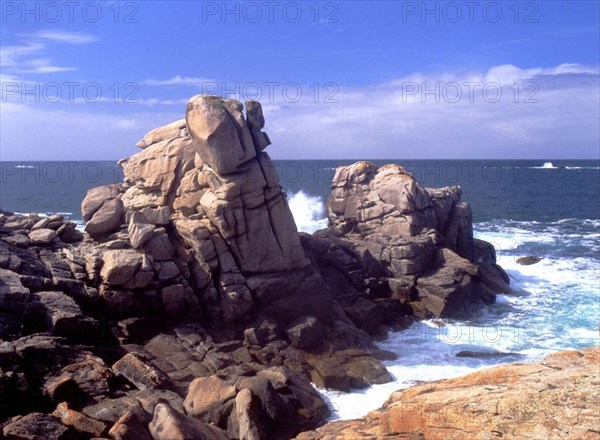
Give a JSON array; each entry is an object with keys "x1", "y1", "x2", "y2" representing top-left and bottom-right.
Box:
[
  {"x1": 297, "y1": 346, "x2": 600, "y2": 440},
  {"x1": 313, "y1": 160, "x2": 510, "y2": 321}
]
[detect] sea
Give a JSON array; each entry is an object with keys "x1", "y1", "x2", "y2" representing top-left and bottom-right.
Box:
[{"x1": 1, "y1": 159, "x2": 599, "y2": 419}]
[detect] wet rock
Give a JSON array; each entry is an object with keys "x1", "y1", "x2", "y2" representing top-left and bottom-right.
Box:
[
  {"x1": 456, "y1": 350, "x2": 524, "y2": 359},
  {"x1": 516, "y1": 255, "x2": 543, "y2": 265},
  {"x1": 308, "y1": 350, "x2": 391, "y2": 392},
  {"x1": 299, "y1": 346, "x2": 600, "y2": 440}
]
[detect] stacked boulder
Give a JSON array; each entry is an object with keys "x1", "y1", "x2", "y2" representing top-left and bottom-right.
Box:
[
  {"x1": 79, "y1": 96, "x2": 313, "y2": 327},
  {"x1": 304, "y1": 161, "x2": 511, "y2": 322}
]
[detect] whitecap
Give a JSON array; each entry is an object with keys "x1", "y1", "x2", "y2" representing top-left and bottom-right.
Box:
[{"x1": 287, "y1": 191, "x2": 328, "y2": 233}]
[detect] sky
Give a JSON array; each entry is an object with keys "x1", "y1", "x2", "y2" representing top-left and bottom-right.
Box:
[{"x1": 0, "y1": 0, "x2": 599, "y2": 160}]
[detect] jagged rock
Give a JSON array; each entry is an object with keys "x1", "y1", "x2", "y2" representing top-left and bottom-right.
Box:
[
  {"x1": 53, "y1": 402, "x2": 107, "y2": 438},
  {"x1": 85, "y1": 199, "x2": 125, "y2": 239},
  {"x1": 321, "y1": 161, "x2": 509, "y2": 320},
  {"x1": 2, "y1": 413, "x2": 75, "y2": 440},
  {"x1": 57, "y1": 222, "x2": 83, "y2": 243},
  {"x1": 413, "y1": 248, "x2": 489, "y2": 319},
  {"x1": 46, "y1": 356, "x2": 112, "y2": 402},
  {"x1": 246, "y1": 100, "x2": 271, "y2": 151},
  {"x1": 149, "y1": 403, "x2": 229, "y2": 440},
  {"x1": 517, "y1": 255, "x2": 543, "y2": 265},
  {"x1": 31, "y1": 291, "x2": 98, "y2": 339},
  {"x1": 108, "y1": 410, "x2": 153, "y2": 440},
  {"x1": 183, "y1": 369, "x2": 329, "y2": 439},
  {"x1": 28, "y1": 228, "x2": 57, "y2": 245},
  {"x1": 127, "y1": 211, "x2": 155, "y2": 249},
  {"x1": 82, "y1": 397, "x2": 147, "y2": 425},
  {"x1": 121, "y1": 133, "x2": 196, "y2": 209},
  {"x1": 112, "y1": 353, "x2": 172, "y2": 391},
  {"x1": 136, "y1": 118, "x2": 186, "y2": 149},
  {"x1": 0, "y1": 268, "x2": 32, "y2": 313},
  {"x1": 186, "y1": 95, "x2": 256, "y2": 175},
  {"x1": 184, "y1": 375, "x2": 237, "y2": 423},
  {"x1": 307, "y1": 349, "x2": 392, "y2": 392},
  {"x1": 100, "y1": 250, "x2": 142, "y2": 286},
  {"x1": 286, "y1": 316, "x2": 323, "y2": 349},
  {"x1": 2, "y1": 234, "x2": 31, "y2": 248},
  {"x1": 298, "y1": 347, "x2": 600, "y2": 440}
]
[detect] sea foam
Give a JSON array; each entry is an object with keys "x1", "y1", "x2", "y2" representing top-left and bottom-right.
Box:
[
  {"x1": 287, "y1": 191, "x2": 328, "y2": 233},
  {"x1": 319, "y1": 218, "x2": 600, "y2": 420}
]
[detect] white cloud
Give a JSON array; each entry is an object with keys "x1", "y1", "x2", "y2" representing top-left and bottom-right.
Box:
[
  {"x1": 17, "y1": 58, "x2": 76, "y2": 74},
  {"x1": 143, "y1": 75, "x2": 215, "y2": 87},
  {"x1": 1, "y1": 63, "x2": 598, "y2": 160},
  {"x1": 0, "y1": 101, "x2": 181, "y2": 160},
  {"x1": 137, "y1": 97, "x2": 190, "y2": 106},
  {"x1": 0, "y1": 43, "x2": 45, "y2": 67},
  {"x1": 484, "y1": 63, "x2": 598, "y2": 85},
  {"x1": 28, "y1": 30, "x2": 97, "y2": 44},
  {"x1": 1, "y1": 30, "x2": 96, "y2": 75},
  {"x1": 115, "y1": 119, "x2": 137, "y2": 129}
]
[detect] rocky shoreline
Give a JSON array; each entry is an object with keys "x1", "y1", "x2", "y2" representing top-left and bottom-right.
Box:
[
  {"x1": 1, "y1": 94, "x2": 521, "y2": 439},
  {"x1": 297, "y1": 346, "x2": 600, "y2": 440}
]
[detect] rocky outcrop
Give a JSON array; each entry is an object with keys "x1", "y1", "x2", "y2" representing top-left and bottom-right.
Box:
[
  {"x1": 0, "y1": 94, "x2": 514, "y2": 440},
  {"x1": 308, "y1": 161, "x2": 511, "y2": 322},
  {"x1": 297, "y1": 346, "x2": 600, "y2": 440}
]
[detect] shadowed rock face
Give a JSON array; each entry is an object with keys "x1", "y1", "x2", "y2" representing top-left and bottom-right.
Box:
[
  {"x1": 1, "y1": 95, "x2": 516, "y2": 440},
  {"x1": 296, "y1": 346, "x2": 600, "y2": 440}
]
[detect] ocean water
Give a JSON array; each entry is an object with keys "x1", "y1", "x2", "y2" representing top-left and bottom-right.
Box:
[{"x1": 1, "y1": 159, "x2": 599, "y2": 419}]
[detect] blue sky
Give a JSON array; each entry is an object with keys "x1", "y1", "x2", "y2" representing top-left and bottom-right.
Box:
[{"x1": 1, "y1": 0, "x2": 599, "y2": 160}]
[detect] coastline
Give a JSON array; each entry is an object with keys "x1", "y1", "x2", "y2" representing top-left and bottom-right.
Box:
[
  {"x1": 298, "y1": 346, "x2": 600, "y2": 440},
  {"x1": 1, "y1": 97, "x2": 598, "y2": 439}
]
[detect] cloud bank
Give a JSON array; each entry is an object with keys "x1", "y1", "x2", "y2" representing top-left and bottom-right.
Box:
[{"x1": 1, "y1": 63, "x2": 598, "y2": 160}]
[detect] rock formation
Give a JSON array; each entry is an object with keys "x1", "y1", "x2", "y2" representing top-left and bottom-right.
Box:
[
  {"x1": 307, "y1": 161, "x2": 511, "y2": 323},
  {"x1": 1, "y1": 95, "x2": 515, "y2": 439},
  {"x1": 297, "y1": 346, "x2": 600, "y2": 440}
]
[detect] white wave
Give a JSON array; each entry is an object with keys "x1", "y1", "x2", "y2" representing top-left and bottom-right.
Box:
[
  {"x1": 321, "y1": 219, "x2": 599, "y2": 420},
  {"x1": 288, "y1": 191, "x2": 328, "y2": 233},
  {"x1": 528, "y1": 161, "x2": 558, "y2": 169},
  {"x1": 13, "y1": 212, "x2": 74, "y2": 217},
  {"x1": 14, "y1": 165, "x2": 36, "y2": 169},
  {"x1": 565, "y1": 166, "x2": 600, "y2": 170}
]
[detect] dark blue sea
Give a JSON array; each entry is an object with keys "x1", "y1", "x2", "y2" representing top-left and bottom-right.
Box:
[{"x1": 1, "y1": 159, "x2": 599, "y2": 418}]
